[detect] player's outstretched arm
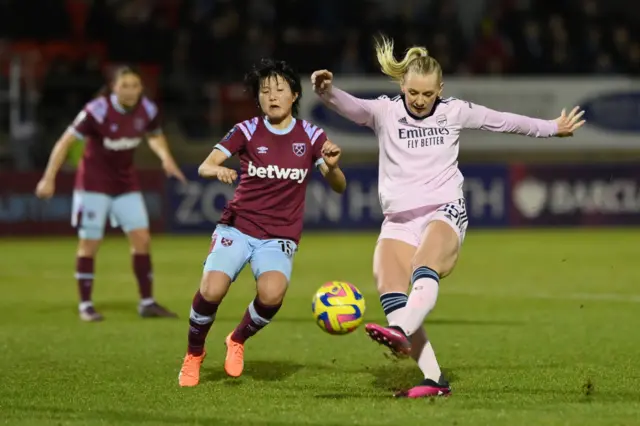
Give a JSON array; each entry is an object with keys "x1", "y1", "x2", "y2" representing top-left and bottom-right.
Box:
[
  {"x1": 311, "y1": 70, "x2": 378, "y2": 128},
  {"x1": 317, "y1": 140, "x2": 346, "y2": 194},
  {"x1": 460, "y1": 101, "x2": 586, "y2": 138},
  {"x1": 35, "y1": 129, "x2": 78, "y2": 199},
  {"x1": 147, "y1": 133, "x2": 187, "y2": 183},
  {"x1": 198, "y1": 149, "x2": 238, "y2": 185}
]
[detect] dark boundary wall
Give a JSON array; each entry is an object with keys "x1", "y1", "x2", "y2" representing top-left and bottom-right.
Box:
[{"x1": 2, "y1": 163, "x2": 640, "y2": 236}]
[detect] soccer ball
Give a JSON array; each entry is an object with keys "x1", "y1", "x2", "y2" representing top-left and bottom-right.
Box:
[{"x1": 312, "y1": 281, "x2": 365, "y2": 335}]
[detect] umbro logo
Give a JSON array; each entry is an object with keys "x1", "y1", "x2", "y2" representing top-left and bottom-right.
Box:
[{"x1": 257, "y1": 146, "x2": 268, "y2": 154}]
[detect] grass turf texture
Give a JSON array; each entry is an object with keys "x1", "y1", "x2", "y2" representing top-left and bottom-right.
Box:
[{"x1": 1, "y1": 230, "x2": 639, "y2": 426}]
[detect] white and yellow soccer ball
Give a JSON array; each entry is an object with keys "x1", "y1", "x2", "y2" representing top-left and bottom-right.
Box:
[{"x1": 312, "y1": 281, "x2": 366, "y2": 335}]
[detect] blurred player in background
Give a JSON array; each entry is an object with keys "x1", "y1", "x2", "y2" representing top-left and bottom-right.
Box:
[
  {"x1": 35, "y1": 66, "x2": 187, "y2": 322},
  {"x1": 312, "y1": 36, "x2": 585, "y2": 398},
  {"x1": 178, "y1": 58, "x2": 347, "y2": 387}
]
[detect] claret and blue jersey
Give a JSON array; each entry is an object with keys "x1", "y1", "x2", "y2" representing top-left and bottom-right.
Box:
[
  {"x1": 214, "y1": 116, "x2": 328, "y2": 244},
  {"x1": 202, "y1": 116, "x2": 329, "y2": 283}
]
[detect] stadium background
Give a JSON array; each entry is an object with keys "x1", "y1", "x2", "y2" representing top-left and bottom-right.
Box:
[
  {"x1": 2, "y1": 2, "x2": 640, "y2": 424},
  {"x1": 1, "y1": 0, "x2": 639, "y2": 235}
]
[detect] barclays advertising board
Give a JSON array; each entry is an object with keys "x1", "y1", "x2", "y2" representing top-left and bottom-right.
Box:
[
  {"x1": 509, "y1": 163, "x2": 640, "y2": 226},
  {"x1": 166, "y1": 165, "x2": 509, "y2": 233}
]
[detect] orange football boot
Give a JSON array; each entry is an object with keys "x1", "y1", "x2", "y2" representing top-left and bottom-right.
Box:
[
  {"x1": 224, "y1": 333, "x2": 245, "y2": 377},
  {"x1": 178, "y1": 352, "x2": 206, "y2": 387}
]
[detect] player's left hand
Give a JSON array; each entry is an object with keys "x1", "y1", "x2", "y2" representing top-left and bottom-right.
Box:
[
  {"x1": 163, "y1": 159, "x2": 188, "y2": 184},
  {"x1": 554, "y1": 106, "x2": 585, "y2": 137},
  {"x1": 321, "y1": 140, "x2": 341, "y2": 168}
]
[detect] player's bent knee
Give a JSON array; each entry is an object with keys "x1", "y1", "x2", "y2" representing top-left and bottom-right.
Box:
[
  {"x1": 77, "y1": 238, "x2": 102, "y2": 257},
  {"x1": 256, "y1": 271, "x2": 288, "y2": 305},
  {"x1": 199, "y1": 271, "x2": 232, "y2": 303}
]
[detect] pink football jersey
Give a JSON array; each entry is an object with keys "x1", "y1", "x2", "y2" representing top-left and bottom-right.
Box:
[
  {"x1": 319, "y1": 87, "x2": 558, "y2": 214},
  {"x1": 69, "y1": 94, "x2": 161, "y2": 195},
  {"x1": 215, "y1": 117, "x2": 327, "y2": 243}
]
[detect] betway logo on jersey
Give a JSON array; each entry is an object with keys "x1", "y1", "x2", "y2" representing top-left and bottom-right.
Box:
[
  {"x1": 247, "y1": 161, "x2": 308, "y2": 183},
  {"x1": 103, "y1": 137, "x2": 142, "y2": 151}
]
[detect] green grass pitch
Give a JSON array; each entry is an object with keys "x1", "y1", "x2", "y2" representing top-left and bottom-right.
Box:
[{"x1": 1, "y1": 229, "x2": 639, "y2": 425}]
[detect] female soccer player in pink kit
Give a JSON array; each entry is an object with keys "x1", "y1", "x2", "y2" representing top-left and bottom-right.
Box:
[
  {"x1": 312, "y1": 36, "x2": 585, "y2": 398},
  {"x1": 35, "y1": 67, "x2": 186, "y2": 322}
]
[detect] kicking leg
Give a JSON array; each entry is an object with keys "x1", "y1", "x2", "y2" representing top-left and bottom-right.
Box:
[
  {"x1": 401, "y1": 220, "x2": 459, "y2": 336},
  {"x1": 393, "y1": 219, "x2": 463, "y2": 398}
]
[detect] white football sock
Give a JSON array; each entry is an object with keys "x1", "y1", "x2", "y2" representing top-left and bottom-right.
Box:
[
  {"x1": 380, "y1": 292, "x2": 408, "y2": 326},
  {"x1": 411, "y1": 327, "x2": 442, "y2": 381},
  {"x1": 400, "y1": 266, "x2": 439, "y2": 336}
]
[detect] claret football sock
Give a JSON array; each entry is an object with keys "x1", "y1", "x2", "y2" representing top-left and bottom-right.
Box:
[
  {"x1": 76, "y1": 256, "x2": 95, "y2": 306},
  {"x1": 187, "y1": 291, "x2": 220, "y2": 356},
  {"x1": 132, "y1": 254, "x2": 153, "y2": 300},
  {"x1": 230, "y1": 297, "x2": 281, "y2": 343}
]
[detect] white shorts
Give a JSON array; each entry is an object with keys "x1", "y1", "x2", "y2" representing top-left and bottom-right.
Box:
[
  {"x1": 71, "y1": 191, "x2": 149, "y2": 240},
  {"x1": 378, "y1": 199, "x2": 468, "y2": 248}
]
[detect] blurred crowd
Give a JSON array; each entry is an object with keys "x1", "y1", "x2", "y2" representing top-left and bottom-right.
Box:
[
  {"x1": 0, "y1": 0, "x2": 639, "y2": 169},
  {"x1": 2, "y1": 0, "x2": 638, "y2": 77}
]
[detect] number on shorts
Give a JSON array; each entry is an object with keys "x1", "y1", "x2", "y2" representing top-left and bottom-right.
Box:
[
  {"x1": 278, "y1": 240, "x2": 294, "y2": 257},
  {"x1": 438, "y1": 201, "x2": 468, "y2": 232},
  {"x1": 208, "y1": 233, "x2": 218, "y2": 254}
]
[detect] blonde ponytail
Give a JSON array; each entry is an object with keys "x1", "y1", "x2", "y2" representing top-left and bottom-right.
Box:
[{"x1": 375, "y1": 35, "x2": 442, "y2": 83}]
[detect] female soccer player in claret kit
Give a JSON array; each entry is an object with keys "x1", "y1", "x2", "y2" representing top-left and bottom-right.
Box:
[
  {"x1": 312, "y1": 36, "x2": 586, "y2": 398},
  {"x1": 35, "y1": 66, "x2": 187, "y2": 322},
  {"x1": 178, "y1": 58, "x2": 347, "y2": 387}
]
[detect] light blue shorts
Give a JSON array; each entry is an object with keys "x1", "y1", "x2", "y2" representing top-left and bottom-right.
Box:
[
  {"x1": 203, "y1": 224, "x2": 298, "y2": 283},
  {"x1": 71, "y1": 191, "x2": 149, "y2": 240}
]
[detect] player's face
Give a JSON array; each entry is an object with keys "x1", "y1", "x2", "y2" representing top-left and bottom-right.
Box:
[
  {"x1": 258, "y1": 75, "x2": 298, "y2": 124},
  {"x1": 401, "y1": 71, "x2": 443, "y2": 117},
  {"x1": 113, "y1": 73, "x2": 143, "y2": 108}
]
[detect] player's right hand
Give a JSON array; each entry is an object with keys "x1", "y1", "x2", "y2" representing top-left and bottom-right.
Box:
[
  {"x1": 35, "y1": 178, "x2": 55, "y2": 199},
  {"x1": 216, "y1": 167, "x2": 238, "y2": 185},
  {"x1": 311, "y1": 70, "x2": 333, "y2": 94}
]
